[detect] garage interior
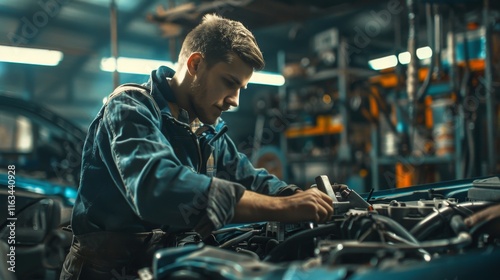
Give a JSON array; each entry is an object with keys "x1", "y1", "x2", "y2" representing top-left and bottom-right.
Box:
[{"x1": 1, "y1": 0, "x2": 500, "y2": 279}]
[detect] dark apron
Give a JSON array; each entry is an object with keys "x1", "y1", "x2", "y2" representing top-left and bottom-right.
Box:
[{"x1": 59, "y1": 230, "x2": 172, "y2": 280}]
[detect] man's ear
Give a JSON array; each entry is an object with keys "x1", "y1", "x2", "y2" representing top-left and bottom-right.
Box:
[{"x1": 186, "y1": 53, "x2": 203, "y2": 76}]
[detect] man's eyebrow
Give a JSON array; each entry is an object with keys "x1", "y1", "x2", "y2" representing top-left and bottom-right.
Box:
[{"x1": 227, "y1": 74, "x2": 247, "y2": 89}]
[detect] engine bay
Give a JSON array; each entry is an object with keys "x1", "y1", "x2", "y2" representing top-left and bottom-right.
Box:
[{"x1": 141, "y1": 175, "x2": 500, "y2": 280}]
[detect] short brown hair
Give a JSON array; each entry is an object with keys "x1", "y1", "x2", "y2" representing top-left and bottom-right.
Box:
[{"x1": 178, "y1": 14, "x2": 265, "y2": 71}]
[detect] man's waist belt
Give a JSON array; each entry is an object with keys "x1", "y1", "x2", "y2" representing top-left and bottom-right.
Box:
[{"x1": 72, "y1": 229, "x2": 169, "y2": 261}]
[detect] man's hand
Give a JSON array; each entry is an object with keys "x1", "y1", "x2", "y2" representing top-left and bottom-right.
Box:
[
  {"x1": 233, "y1": 188, "x2": 333, "y2": 224},
  {"x1": 275, "y1": 188, "x2": 333, "y2": 223},
  {"x1": 464, "y1": 204, "x2": 500, "y2": 227}
]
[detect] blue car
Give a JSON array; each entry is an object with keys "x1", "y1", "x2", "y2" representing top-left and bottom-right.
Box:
[
  {"x1": 0, "y1": 93, "x2": 83, "y2": 280},
  {"x1": 0, "y1": 93, "x2": 86, "y2": 187}
]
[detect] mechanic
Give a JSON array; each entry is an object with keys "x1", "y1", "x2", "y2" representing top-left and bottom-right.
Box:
[{"x1": 60, "y1": 14, "x2": 333, "y2": 280}]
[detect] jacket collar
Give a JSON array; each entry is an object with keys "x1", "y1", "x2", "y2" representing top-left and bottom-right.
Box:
[{"x1": 146, "y1": 66, "x2": 176, "y2": 115}]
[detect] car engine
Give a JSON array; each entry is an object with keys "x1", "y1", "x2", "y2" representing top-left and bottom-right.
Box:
[{"x1": 140, "y1": 175, "x2": 500, "y2": 280}]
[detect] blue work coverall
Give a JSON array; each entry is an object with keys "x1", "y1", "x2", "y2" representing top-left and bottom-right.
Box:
[{"x1": 60, "y1": 66, "x2": 297, "y2": 279}]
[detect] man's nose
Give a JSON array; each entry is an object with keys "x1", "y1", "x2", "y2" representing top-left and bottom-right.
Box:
[{"x1": 225, "y1": 90, "x2": 240, "y2": 107}]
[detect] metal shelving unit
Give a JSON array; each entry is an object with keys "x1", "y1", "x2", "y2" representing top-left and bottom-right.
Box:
[{"x1": 278, "y1": 38, "x2": 375, "y2": 187}]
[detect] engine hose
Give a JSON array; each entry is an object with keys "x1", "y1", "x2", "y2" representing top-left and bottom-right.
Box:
[
  {"x1": 218, "y1": 230, "x2": 256, "y2": 249},
  {"x1": 263, "y1": 223, "x2": 338, "y2": 263},
  {"x1": 469, "y1": 216, "x2": 500, "y2": 241},
  {"x1": 450, "y1": 215, "x2": 468, "y2": 235},
  {"x1": 330, "y1": 232, "x2": 471, "y2": 256},
  {"x1": 410, "y1": 201, "x2": 494, "y2": 240},
  {"x1": 369, "y1": 214, "x2": 432, "y2": 259},
  {"x1": 235, "y1": 247, "x2": 260, "y2": 260},
  {"x1": 264, "y1": 239, "x2": 279, "y2": 255},
  {"x1": 370, "y1": 214, "x2": 420, "y2": 245},
  {"x1": 248, "y1": 236, "x2": 274, "y2": 245},
  {"x1": 211, "y1": 227, "x2": 253, "y2": 235}
]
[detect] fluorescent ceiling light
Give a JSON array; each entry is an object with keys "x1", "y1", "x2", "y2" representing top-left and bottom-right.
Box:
[
  {"x1": 100, "y1": 57, "x2": 177, "y2": 75},
  {"x1": 416, "y1": 46, "x2": 432, "y2": 59},
  {"x1": 371, "y1": 46, "x2": 434, "y2": 69},
  {"x1": 368, "y1": 55, "x2": 398, "y2": 70},
  {"x1": 100, "y1": 57, "x2": 285, "y2": 86},
  {"x1": 249, "y1": 71, "x2": 285, "y2": 86},
  {"x1": 0, "y1": 45, "x2": 63, "y2": 66},
  {"x1": 398, "y1": 52, "x2": 411, "y2": 64},
  {"x1": 398, "y1": 46, "x2": 433, "y2": 65}
]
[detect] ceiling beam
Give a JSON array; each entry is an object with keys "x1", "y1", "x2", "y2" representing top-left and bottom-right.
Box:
[{"x1": 0, "y1": 2, "x2": 165, "y2": 51}]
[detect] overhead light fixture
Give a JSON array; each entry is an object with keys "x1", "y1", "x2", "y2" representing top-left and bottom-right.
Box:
[
  {"x1": 416, "y1": 46, "x2": 433, "y2": 60},
  {"x1": 100, "y1": 56, "x2": 285, "y2": 86},
  {"x1": 0, "y1": 45, "x2": 63, "y2": 66},
  {"x1": 398, "y1": 46, "x2": 433, "y2": 65},
  {"x1": 397, "y1": 52, "x2": 411, "y2": 64},
  {"x1": 368, "y1": 55, "x2": 398, "y2": 70},
  {"x1": 370, "y1": 46, "x2": 434, "y2": 70},
  {"x1": 249, "y1": 71, "x2": 285, "y2": 86},
  {"x1": 100, "y1": 57, "x2": 177, "y2": 75}
]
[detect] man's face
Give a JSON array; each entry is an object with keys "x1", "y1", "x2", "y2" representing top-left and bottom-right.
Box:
[{"x1": 188, "y1": 54, "x2": 253, "y2": 124}]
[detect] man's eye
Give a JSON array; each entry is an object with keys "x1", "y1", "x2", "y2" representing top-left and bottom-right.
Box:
[{"x1": 224, "y1": 78, "x2": 237, "y2": 88}]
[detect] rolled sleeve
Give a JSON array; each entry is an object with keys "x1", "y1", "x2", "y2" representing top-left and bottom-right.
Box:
[
  {"x1": 194, "y1": 177, "x2": 246, "y2": 237},
  {"x1": 276, "y1": 184, "x2": 301, "y2": 196}
]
